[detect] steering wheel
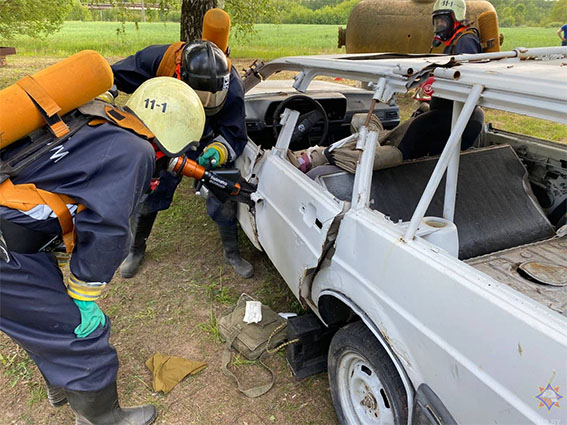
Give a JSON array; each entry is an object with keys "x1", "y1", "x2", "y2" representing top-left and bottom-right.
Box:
[{"x1": 272, "y1": 94, "x2": 329, "y2": 148}]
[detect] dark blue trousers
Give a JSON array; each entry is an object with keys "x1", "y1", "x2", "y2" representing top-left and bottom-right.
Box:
[{"x1": 0, "y1": 252, "x2": 118, "y2": 391}]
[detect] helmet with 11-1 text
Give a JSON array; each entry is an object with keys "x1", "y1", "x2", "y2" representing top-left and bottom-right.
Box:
[{"x1": 126, "y1": 77, "x2": 205, "y2": 157}]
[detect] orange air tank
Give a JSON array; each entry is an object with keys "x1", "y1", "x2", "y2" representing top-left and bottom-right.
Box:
[
  {"x1": 338, "y1": 0, "x2": 500, "y2": 54},
  {"x1": 202, "y1": 8, "x2": 231, "y2": 54},
  {"x1": 0, "y1": 50, "x2": 113, "y2": 148}
]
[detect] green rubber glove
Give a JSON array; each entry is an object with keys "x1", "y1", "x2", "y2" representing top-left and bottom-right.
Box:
[
  {"x1": 198, "y1": 148, "x2": 221, "y2": 169},
  {"x1": 73, "y1": 300, "x2": 106, "y2": 338}
]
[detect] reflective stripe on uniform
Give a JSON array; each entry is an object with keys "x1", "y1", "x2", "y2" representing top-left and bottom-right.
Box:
[
  {"x1": 66, "y1": 274, "x2": 107, "y2": 301},
  {"x1": 0, "y1": 179, "x2": 84, "y2": 253}
]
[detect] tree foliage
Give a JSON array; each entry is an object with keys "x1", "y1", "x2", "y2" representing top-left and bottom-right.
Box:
[
  {"x1": 300, "y1": 0, "x2": 341, "y2": 11},
  {"x1": 550, "y1": 0, "x2": 567, "y2": 23},
  {"x1": 488, "y1": 0, "x2": 558, "y2": 27},
  {"x1": 258, "y1": 0, "x2": 358, "y2": 25},
  {"x1": 0, "y1": 0, "x2": 73, "y2": 40},
  {"x1": 224, "y1": 0, "x2": 274, "y2": 38}
]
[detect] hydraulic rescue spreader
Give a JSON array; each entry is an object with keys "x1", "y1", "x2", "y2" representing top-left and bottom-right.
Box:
[{"x1": 167, "y1": 156, "x2": 256, "y2": 206}]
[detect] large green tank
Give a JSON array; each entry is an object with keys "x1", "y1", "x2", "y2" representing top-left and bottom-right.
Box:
[{"x1": 338, "y1": 0, "x2": 498, "y2": 54}]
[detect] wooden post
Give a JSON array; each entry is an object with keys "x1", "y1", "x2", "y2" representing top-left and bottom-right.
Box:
[{"x1": 0, "y1": 47, "x2": 16, "y2": 67}]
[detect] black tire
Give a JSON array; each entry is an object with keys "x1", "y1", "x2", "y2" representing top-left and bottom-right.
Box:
[{"x1": 328, "y1": 321, "x2": 408, "y2": 425}]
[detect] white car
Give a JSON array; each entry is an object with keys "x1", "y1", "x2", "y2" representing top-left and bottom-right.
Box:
[{"x1": 234, "y1": 48, "x2": 567, "y2": 424}]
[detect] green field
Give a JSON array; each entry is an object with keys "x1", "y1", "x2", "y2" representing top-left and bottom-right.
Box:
[{"x1": 7, "y1": 22, "x2": 562, "y2": 59}]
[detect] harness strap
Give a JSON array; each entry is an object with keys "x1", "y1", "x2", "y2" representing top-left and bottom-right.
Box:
[
  {"x1": 0, "y1": 179, "x2": 84, "y2": 253},
  {"x1": 220, "y1": 325, "x2": 276, "y2": 398},
  {"x1": 16, "y1": 76, "x2": 70, "y2": 138},
  {"x1": 78, "y1": 100, "x2": 155, "y2": 140},
  {"x1": 88, "y1": 118, "x2": 107, "y2": 127},
  {"x1": 0, "y1": 101, "x2": 150, "y2": 256},
  {"x1": 156, "y1": 42, "x2": 185, "y2": 77},
  {"x1": 448, "y1": 27, "x2": 480, "y2": 54},
  {"x1": 104, "y1": 106, "x2": 155, "y2": 139}
]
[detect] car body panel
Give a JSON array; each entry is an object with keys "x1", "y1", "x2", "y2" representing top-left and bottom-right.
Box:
[
  {"x1": 235, "y1": 140, "x2": 263, "y2": 250},
  {"x1": 312, "y1": 207, "x2": 567, "y2": 424},
  {"x1": 253, "y1": 152, "x2": 344, "y2": 302}
]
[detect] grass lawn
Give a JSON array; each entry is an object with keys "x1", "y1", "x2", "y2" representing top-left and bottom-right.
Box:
[{"x1": 7, "y1": 22, "x2": 563, "y2": 59}]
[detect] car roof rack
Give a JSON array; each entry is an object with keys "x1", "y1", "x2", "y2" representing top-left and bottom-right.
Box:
[{"x1": 244, "y1": 47, "x2": 567, "y2": 124}]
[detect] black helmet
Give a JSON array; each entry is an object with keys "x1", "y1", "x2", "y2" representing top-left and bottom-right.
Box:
[{"x1": 180, "y1": 40, "x2": 230, "y2": 116}]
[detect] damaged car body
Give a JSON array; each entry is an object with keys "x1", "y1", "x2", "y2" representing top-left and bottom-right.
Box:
[{"x1": 233, "y1": 48, "x2": 567, "y2": 424}]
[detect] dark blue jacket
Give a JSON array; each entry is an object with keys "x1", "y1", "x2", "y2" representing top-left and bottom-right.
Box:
[
  {"x1": 444, "y1": 31, "x2": 482, "y2": 55},
  {"x1": 111, "y1": 43, "x2": 248, "y2": 213},
  {"x1": 111, "y1": 44, "x2": 247, "y2": 159},
  {"x1": 0, "y1": 123, "x2": 155, "y2": 283}
]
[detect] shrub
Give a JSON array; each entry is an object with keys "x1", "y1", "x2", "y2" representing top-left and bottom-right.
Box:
[{"x1": 66, "y1": 0, "x2": 91, "y2": 21}]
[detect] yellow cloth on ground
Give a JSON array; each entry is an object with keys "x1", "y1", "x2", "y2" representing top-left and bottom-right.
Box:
[{"x1": 145, "y1": 353, "x2": 207, "y2": 393}]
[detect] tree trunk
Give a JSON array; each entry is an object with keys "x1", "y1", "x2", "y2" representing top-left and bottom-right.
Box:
[{"x1": 180, "y1": 0, "x2": 217, "y2": 42}]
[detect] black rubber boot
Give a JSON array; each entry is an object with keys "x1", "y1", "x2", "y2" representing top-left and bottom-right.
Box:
[
  {"x1": 65, "y1": 381, "x2": 157, "y2": 425},
  {"x1": 41, "y1": 373, "x2": 67, "y2": 407},
  {"x1": 47, "y1": 385, "x2": 68, "y2": 407},
  {"x1": 119, "y1": 212, "x2": 157, "y2": 279},
  {"x1": 218, "y1": 225, "x2": 254, "y2": 278}
]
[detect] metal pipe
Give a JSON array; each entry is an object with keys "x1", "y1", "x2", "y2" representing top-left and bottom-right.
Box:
[
  {"x1": 352, "y1": 129, "x2": 378, "y2": 210},
  {"x1": 443, "y1": 101, "x2": 464, "y2": 221},
  {"x1": 404, "y1": 83, "x2": 484, "y2": 241},
  {"x1": 274, "y1": 109, "x2": 300, "y2": 158},
  {"x1": 433, "y1": 68, "x2": 461, "y2": 80},
  {"x1": 449, "y1": 46, "x2": 567, "y2": 63},
  {"x1": 356, "y1": 125, "x2": 368, "y2": 150}
]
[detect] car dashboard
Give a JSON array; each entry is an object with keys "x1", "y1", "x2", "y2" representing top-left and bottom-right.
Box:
[{"x1": 244, "y1": 80, "x2": 400, "y2": 149}]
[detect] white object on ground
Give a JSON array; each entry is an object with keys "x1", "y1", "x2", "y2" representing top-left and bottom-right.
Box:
[{"x1": 243, "y1": 300, "x2": 263, "y2": 323}]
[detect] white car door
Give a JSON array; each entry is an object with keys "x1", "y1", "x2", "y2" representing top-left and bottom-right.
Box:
[
  {"x1": 253, "y1": 152, "x2": 344, "y2": 301},
  {"x1": 235, "y1": 139, "x2": 263, "y2": 250}
]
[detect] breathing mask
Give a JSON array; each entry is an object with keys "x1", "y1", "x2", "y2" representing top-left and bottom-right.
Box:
[{"x1": 433, "y1": 12, "x2": 455, "y2": 45}]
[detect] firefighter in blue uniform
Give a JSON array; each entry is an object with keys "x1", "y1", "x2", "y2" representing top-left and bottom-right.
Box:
[
  {"x1": 396, "y1": 0, "x2": 484, "y2": 159},
  {"x1": 112, "y1": 10, "x2": 253, "y2": 280},
  {"x1": 0, "y1": 77, "x2": 205, "y2": 425}
]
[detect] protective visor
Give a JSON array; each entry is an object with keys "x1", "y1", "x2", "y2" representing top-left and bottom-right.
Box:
[
  {"x1": 433, "y1": 14, "x2": 453, "y2": 41},
  {"x1": 195, "y1": 88, "x2": 228, "y2": 116}
]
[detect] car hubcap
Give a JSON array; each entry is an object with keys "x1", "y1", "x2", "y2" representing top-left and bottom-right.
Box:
[{"x1": 337, "y1": 351, "x2": 395, "y2": 425}]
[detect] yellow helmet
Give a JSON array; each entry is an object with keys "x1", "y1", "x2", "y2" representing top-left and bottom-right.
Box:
[
  {"x1": 433, "y1": 0, "x2": 466, "y2": 22},
  {"x1": 126, "y1": 77, "x2": 205, "y2": 156}
]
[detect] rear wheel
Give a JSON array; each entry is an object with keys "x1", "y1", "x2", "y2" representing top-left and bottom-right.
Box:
[{"x1": 328, "y1": 321, "x2": 408, "y2": 425}]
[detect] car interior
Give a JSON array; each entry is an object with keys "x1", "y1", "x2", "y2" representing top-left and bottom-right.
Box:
[
  {"x1": 262, "y1": 92, "x2": 560, "y2": 253},
  {"x1": 300, "y1": 138, "x2": 567, "y2": 314},
  {"x1": 245, "y1": 88, "x2": 400, "y2": 150},
  {"x1": 306, "y1": 145, "x2": 556, "y2": 260}
]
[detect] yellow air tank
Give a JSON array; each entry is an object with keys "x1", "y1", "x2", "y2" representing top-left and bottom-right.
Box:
[
  {"x1": 0, "y1": 50, "x2": 113, "y2": 148},
  {"x1": 338, "y1": 0, "x2": 500, "y2": 54}
]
